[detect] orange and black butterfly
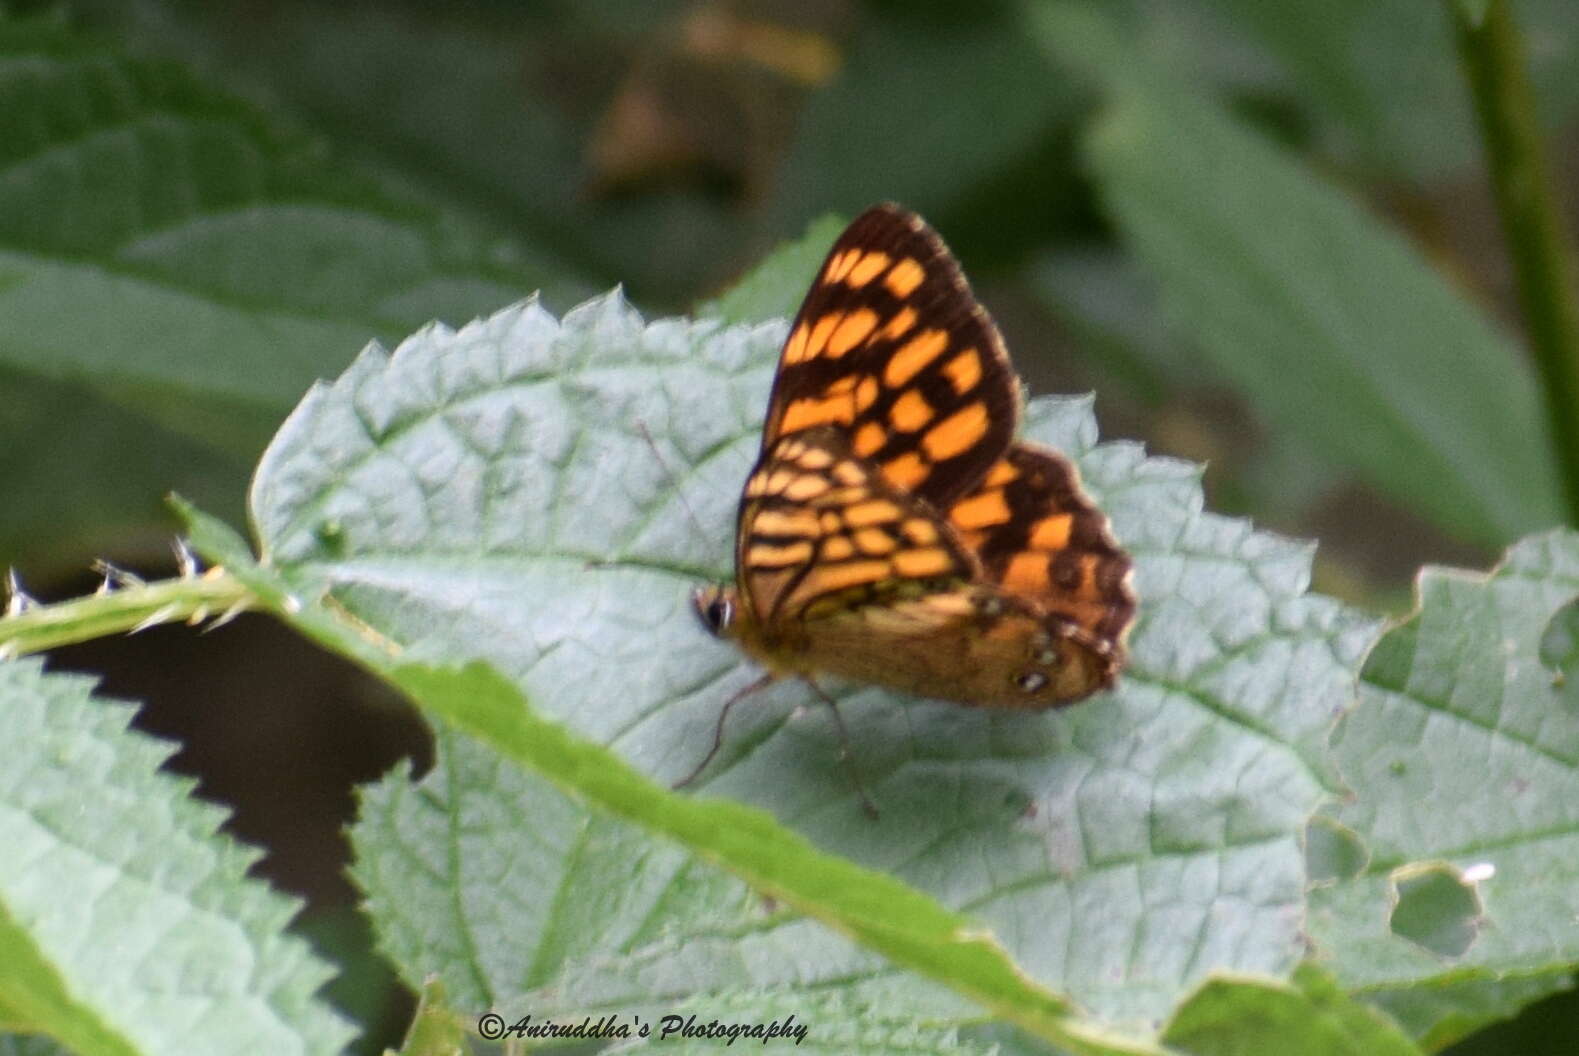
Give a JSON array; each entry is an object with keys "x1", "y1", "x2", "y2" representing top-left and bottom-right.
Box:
[{"x1": 688, "y1": 204, "x2": 1134, "y2": 783}]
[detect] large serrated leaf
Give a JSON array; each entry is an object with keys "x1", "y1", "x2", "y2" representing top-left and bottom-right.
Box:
[
  {"x1": 0, "y1": 660, "x2": 354, "y2": 1056},
  {"x1": 351, "y1": 725, "x2": 992, "y2": 1050},
  {"x1": 351, "y1": 727, "x2": 762, "y2": 1016},
  {"x1": 1308, "y1": 531, "x2": 1579, "y2": 1043},
  {"x1": 192, "y1": 501, "x2": 1145, "y2": 1054},
  {"x1": 245, "y1": 289, "x2": 1377, "y2": 1029}
]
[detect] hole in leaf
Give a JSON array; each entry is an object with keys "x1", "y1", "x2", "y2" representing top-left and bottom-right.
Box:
[
  {"x1": 1389, "y1": 863, "x2": 1484, "y2": 957},
  {"x1": 1539, "y1": 595, "x2": 1579, "y2": 683},
  {"x1": 1305, "y1": 816, "x2": 1368, "y2": 885}
]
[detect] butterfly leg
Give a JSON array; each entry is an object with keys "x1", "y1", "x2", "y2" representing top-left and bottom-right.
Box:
[
  {"x1": 673, "y1": 671, "x2": 776, "y2": 790},
  {"x1": 1048, "y1": 615, "x2": 1115, "y2": 655},
  {"x1": 804, "y1": 679, "x2": 880, "y2": 820}
]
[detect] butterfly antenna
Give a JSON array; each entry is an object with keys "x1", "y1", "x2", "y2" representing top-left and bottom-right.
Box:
[
  {"x1": 673, "y1": 671, "x2": 775, "y2": 789},
  {"x1": 805, "y1": 679, "x2": 880, "y2": 820},
  {"x1": 634, "y1": 420, "x2": 713, "y2": 553}
]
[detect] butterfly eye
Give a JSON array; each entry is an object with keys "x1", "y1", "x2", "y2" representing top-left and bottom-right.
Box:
[{"x1": 692, "y1": 587, "x2": 735, "y2": 637}]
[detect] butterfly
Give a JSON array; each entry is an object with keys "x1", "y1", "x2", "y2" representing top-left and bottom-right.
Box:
[{"x1": 686, "y1": 204, "x2": 1134, "y2": 790}]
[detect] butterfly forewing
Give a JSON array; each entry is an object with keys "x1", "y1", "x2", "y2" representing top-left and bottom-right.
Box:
[
  {"x1": 737, "y1": 426, "x2": 977, "y2": 625},
  {"x1": 759, "y1": 204, "x2": 1019, "y2": 513}
]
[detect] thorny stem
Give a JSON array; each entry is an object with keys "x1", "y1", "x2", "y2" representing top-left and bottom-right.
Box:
[
  {"x1": 0, "y1": 568, "x2": 256, "y2": 659},
  {"x1": 1452, "y1": 0, "x2": 1579, "y2": 527}
]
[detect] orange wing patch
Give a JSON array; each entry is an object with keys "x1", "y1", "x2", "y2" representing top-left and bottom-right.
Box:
[
  {"x1": 828, "y1": 309, "x2": 879, "y2": 356},
  {"x1": 882, "y1": 306, "x2": 918, "y2": 340},
  {"x1": 846, "y1": 251, "x2": 891, "y2": 287},
  {"x1": 884, "y1": 257, "x2": 925, "y2": 297},
  {"x1": 853, "y1": 422, "x2": 886, "y2": 457},
  {"x1": 942, "y1": 349, "x2": 982, "y2": 394},
  {"x1": 951, "y1": 488, "x2": 1011, "y2": 529},
  {"x1": 920, "y1": 402, "x2": 988, "y2": 461},
  {"x1": 888, "y1": 389, "x2": 933, "y2": 432},
  {"x1": 884, "y1": 330, "x2": 949, "y2": 386}
]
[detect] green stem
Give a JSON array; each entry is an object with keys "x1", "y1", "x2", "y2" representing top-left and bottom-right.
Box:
[
  {"x1": 1452, "y1": 0, "x2": 1579, "y2": 527},
  {"x1": 0, "y1": 570, "x2": 256, "y2": 659}
]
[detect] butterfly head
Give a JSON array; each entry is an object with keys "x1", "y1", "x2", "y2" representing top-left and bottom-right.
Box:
[
  {"x1": 692, "y1": 584, "x2": 738, "y2": 639},
  {"x1": 694, "y1": 583, "x2": 798, "y2": 679}
]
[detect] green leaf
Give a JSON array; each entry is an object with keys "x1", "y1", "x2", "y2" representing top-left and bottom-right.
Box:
[
  {"x1": 352, "y1": 726, "x2": 994, "y2": 1050},
  {"x1": 1363, "y1": 971, "x2": 1573, "y2": 1052},
  {"x1": 392, "y1": 979, "x2": 467, "y2": 1056},
  {"x1": 291, "y1": 907, "x2": 408, "y2": 1055},
  {"x1": 697, "y1": 213, "x2": 847, "y2": 324},
  {"x1": 0, "y1": 367, "x2": 248, "y2": 566},
  {"x1": 1307, "y1": 530, "x2": 1579, "y2": 1039},
  {"x1": 1029, "y1": 3, "x2": 1562, "y2": 547},
  {"x1": 0, "y1": 659, "x2": 354, "y2": 1056},
  {"x1": 0, "y1": 18, "x2": 554, "y2": 428},
  {"x1": 1161, "y1": 964, "x2": 1421, "y2": 1055},
  {"x1": 186, "y1": 509, "x2": 1140, "y2": 1053},
  {"x1": 69, "y1": 2, "x2": 730, "y2": 307},
  {"x1": 231, "y1": 288, "x2": 1376, "y2": 1037},
  {"x1": 0, "y1": 1036, "x2": 73, "y2": 1056},
  {"x1": 1200, "y1": 0, "x2": 1477, "y2": 182},
  {"x1": 1456, "y1": 0, "x2": 1493, "y2": 27},
  {"x1": 350, "y1": 653, "x2": 1156, "y2": 1052},
  {"x1": 350, "y1": 727, "x2": 762, "y2": 1017},
  {"x1": 601, "y1": 991, "x2": 997, "y2": 1054},
  {"x1": 0, "y1": 17, "x2": 584, "y2": 567}
]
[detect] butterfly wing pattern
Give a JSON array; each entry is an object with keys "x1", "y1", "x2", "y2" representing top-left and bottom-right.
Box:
[{"x1": 694, "y1": 203, "x2": 1134, "y2": 708}]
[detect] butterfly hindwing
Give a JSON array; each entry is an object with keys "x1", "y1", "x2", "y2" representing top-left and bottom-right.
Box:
[
  {"x1": 759, "y1": 204, "x2": 1019, "y2": 513},
  {"x1": 732, "y1": 431, "x2": 1133, "y2": 707},
  {"x1": 949, "y1": 444, "x2": 1135, "y2": 653}
]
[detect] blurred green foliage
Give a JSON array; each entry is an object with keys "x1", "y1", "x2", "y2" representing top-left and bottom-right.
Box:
[{"x1": 9, "y1": 0, "x2": 1579, "y2": 595}]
